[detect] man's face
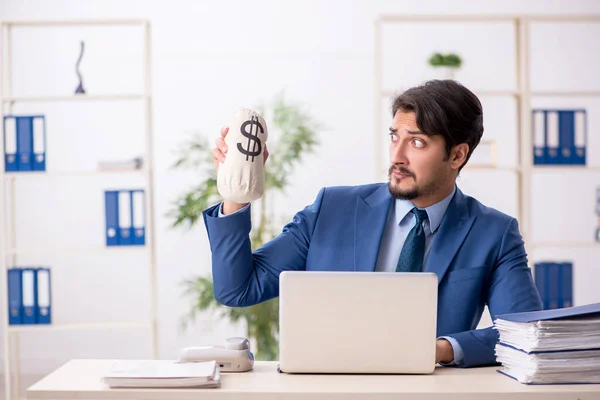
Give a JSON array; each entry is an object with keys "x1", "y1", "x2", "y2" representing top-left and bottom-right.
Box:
[{"x1": 388, "y1": 111, "x2": 454, "y2": 202}]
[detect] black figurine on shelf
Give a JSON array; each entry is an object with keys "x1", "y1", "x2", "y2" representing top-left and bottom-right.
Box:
[{"x1": 75, "y1": 41, "x2": 86, "y2": 94}]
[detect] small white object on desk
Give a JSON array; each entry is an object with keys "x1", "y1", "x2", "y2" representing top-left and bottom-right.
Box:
[{"x1": 177, "y1": 336, "x2": 255, "y2": 372}]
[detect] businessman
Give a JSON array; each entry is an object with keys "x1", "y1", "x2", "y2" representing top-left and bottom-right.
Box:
[{"x1": 203, "y1": 79, "x2": 543, "y2": 368}]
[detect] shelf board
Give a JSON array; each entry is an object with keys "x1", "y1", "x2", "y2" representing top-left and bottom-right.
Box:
[
  {"x1": 380, "y1": 90, "x2": 519, "y2": 98},
  {"x1": 5, "y1": 245, "x2": 147, "y2": 256},
  {"x1": 7, "y1": 321, "x2": 151, "y2": 333},
  {"x1": 474, "y1": 90, "x2": 520, "y2": 97},
  {"x1": 1, "y1": 169, "x2": 148, "y2": 181},
  {"x1": 378, "y1": 15, "x2": 518, "y2": 23},
  {"x1": 527, "y1": 15, "x2": 600, "y2": 23},
  {"x1": 2, "y1": 94, "x2": 148, "y2": 103},
  {"x1": 382, "y1": 89, "x2": 600, "y2": 99},
  {"x1": 4, "y1": 19, "x2": 147, "y2": 27},
  {"x1": 462, "y1": 165, "x2": 521, "y2": 173},
  {"x1": 531, "y1": 165, "x2": 600, "y2": 173},
  {"x1": 531, "y1": 91, "x2": 600, "y2": 97},
  {"x1": 377, "y1": 14, "x2": 600, "y2": 24}
]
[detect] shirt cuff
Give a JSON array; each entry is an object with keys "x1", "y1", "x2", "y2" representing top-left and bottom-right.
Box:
[
  {"x1": 218, "y1": 202, "x2": 249, "y2": 217},
  {"x1": 437, "y1": 336, "x2": 464, "y2": 366}
]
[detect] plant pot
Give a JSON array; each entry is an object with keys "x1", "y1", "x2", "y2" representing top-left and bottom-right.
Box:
[{"x1": 433, "y1": 66, "x2": 456, "y2": 80}]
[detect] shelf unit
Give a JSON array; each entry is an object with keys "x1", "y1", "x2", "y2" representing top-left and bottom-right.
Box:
[
  {"x1": 380, "y1": 89, "x2": 521, "y2": 98},
  {"x1": 2, "y1": 94, "x2": 148, "y2": 103},
  {"x1": 1, "y1": 169, "x2": 149, "y2": 180},
  {"x1": 5, "y1": 246, "x2": 148, "y2": 256},
  {"x1": 374, "y1": 14, "x2": 600, "y2": 317},
  {"x1": 6, "y1": 321, "x2": 151, "y2": 333},
  {"x1": 0, "y1": 19, "x2": 158, "y2": 400}
]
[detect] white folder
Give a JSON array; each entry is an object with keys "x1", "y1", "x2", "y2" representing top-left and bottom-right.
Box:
[
  {"x1": 546, "y1": 111, "x2": 559, "y2": 160},
  {"x1": 118, "y1": 191, "x2": 132, "y2": 243}
]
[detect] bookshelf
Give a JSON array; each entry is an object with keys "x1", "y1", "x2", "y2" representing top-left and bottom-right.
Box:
[
  {"x1": 0, "y1": 19, "x2": 158, "y2": 400},
  {"x1": 1, "y1": 168, "x2": 148, "y2": 181},
  {"x1": 2, "y1": 94, "x2": 147, "y2": 103},
  {"x1": 374, "y1": 14, "x2": 600, "y2": 322},
  {"x1": 6, "y1": 321, "x2": 151, "y2": 333}
]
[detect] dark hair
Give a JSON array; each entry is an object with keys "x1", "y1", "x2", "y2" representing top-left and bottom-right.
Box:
[{"x1": 391, "y1": 79, "x2": 483, "y2": 171}]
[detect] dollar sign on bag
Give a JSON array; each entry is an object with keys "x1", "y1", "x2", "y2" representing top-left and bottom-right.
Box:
[{"x1": 237, "y1": 115, "x2": 263, "y2": 162}]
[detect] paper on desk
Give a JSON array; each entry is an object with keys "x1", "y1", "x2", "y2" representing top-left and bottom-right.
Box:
[
  {"x1": 495, "y1": 343, "x2": 600, "y2": 384},
  {"x1": 493, "y1": 317, "x2": 600, "y2": 353},
  {"x1": 102, "y1": 360, "x2": 220, "y2": 388},
  {"x1": 494, "y1": 305, "x2": 600, "y2": 384}
]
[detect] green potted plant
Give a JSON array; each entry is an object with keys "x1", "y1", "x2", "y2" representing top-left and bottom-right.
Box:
[
  {"x1": 428, "y1": 52, "x2": 462, "y2": 79},
  {"x1": 169, "y1": 93, "x2": 322, "y2": 360}
]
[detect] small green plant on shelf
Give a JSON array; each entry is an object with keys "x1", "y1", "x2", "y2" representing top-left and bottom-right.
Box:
[{"x1": 428, "y1": 52, "x2": 462, "y2": 79}]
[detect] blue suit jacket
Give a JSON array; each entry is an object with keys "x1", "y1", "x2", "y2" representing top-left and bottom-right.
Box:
[{"x1": 203, "y1": 183, "x2": 543, "y2": 368}]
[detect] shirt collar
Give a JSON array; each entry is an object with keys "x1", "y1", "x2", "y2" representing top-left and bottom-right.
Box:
[{"x1": 394, "y1": 186, "x2": 456, "y2": 234}]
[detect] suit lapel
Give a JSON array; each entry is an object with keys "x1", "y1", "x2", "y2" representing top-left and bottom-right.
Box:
[
  {"x1": 424, "y1": 188, "x2": 476, "y2": 283},
  {"x1": 354, "y1": 184, "x2": 392, "y2": 272}
]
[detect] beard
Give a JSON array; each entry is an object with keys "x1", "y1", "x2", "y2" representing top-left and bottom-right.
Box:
[
  {"x1": 388, "y1": 183, "x2": 419, "y2": 200},
  {"x1": 387, "y1": 165, "x2": 437, "y2": 200}
]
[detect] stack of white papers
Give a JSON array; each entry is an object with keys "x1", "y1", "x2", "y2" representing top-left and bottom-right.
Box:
[
  {"x1": 494, "y1": 303, "x2": 600, "y2": 385},
  {"x1": 495, "y1": 345, "x2": 600, "y2": 384},
  {"x1": 102, "y1": 360, "x2": 221, "y2": 388},
  {"x1": 494, "y1": 317, "x2": 600, "y2": 353}
]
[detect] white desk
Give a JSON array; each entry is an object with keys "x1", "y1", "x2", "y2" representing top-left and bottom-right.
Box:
[{"x1": 26, "y1": 360, "x2": 600, "y2": 400}]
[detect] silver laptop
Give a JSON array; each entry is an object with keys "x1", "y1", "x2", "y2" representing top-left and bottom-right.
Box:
[{"x1": 278, "y1": 271, "x2": 438, "y2": 374}]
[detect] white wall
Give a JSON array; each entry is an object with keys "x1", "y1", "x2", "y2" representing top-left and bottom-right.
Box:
[{"x1": 0, "y1": 0, "x2": 599, "y2": 375}]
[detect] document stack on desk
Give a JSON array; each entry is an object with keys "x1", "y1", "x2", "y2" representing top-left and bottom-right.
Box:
[
  {"x1": 102, "y1": 360, "x2": 221, "y2": 388},
  {"x1": 493, "y1": 302, "x2": 600, "y2": 385}
]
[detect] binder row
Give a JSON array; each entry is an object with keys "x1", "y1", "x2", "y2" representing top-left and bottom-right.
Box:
[
  {"x1": 7, "y1": 267, "x2": 52, "y2": 325},
  {"x1": 534, "y1": 261, "x2": 573, "y2": 310},
  {"x1": 532, "y1": 109, "x2": 587, "y2": 165},
  {"x1": 3, "y1": 115, "x2": 47, "y2": 172},
  {"x1": 105, "y1": 189, "x2": 146, "y2": 246}
]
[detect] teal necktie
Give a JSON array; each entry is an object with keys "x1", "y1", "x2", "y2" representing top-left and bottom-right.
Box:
[{"x1": 395, "y1": 207, "x2": 429, "y2": 272}]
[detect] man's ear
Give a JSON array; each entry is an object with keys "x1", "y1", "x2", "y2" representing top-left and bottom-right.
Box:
[{"x1": 451, "y1": 143, "x2": 469, "y2": 170}]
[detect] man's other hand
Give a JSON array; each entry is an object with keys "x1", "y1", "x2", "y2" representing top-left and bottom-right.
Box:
[{"x1": 436, "y1": 339, "x2": 455, "y2": 364}]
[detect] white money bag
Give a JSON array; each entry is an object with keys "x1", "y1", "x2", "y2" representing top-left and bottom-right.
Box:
[{"x1": 217, "y1": 108, "x2": 269, "y2": 203}]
